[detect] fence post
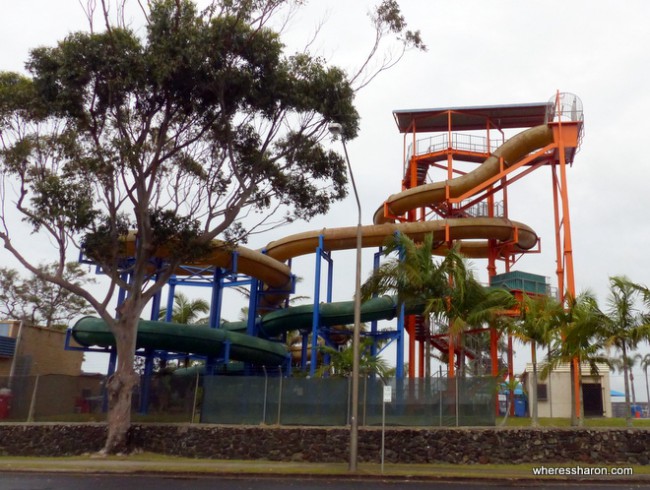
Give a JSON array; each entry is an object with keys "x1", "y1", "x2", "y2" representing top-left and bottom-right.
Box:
[
  {"x1": 439, "y1": 366, "x2": 443, "y2": 427},
  {"x1": 191, "y1": 370, "x2": 200, "y2": 424},
  {"x1": 362, "y1": 376, "x2": 367, "y2": 426},
  {"x1": 455, "y1": 374, "x2": 459, "y2": 427},
  {"x1": 262, "y1": 366, "x2": 268, "y2": 425},
  {"x1": 346, "y1": 376, "x2": 351, "y2": 425},
  {"x1": 276, "y1": 365, "x2": 283, "y2": 425},
  {"x1": 27, "y1": 374, "x2": 39, "y2": 422}
]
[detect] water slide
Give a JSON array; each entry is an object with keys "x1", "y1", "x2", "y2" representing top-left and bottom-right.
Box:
[{"x1": 71, "y1": 124, "x2": 555, "y2": 365}]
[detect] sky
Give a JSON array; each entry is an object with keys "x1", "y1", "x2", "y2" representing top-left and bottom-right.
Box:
[{"x1": 1, "y1": 1, "x2": 650, "y2": 398}]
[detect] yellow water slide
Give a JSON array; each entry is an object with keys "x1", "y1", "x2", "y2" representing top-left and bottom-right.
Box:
[
  {"x1": 372, "y1": 124, "x2": 554, "y2": 225},
  {"x1": 262, "y1": 123, "x2": 555, "y2": 271},
  {"x1": 72, "y1": 121, "x2": 559, "y2": 364},
  {"x1": 115, "y1": 123, "x2": 555, "y2": 293}
]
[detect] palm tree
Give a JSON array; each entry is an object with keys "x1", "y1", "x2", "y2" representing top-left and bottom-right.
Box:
[
  {"x1": 513, "y1": 293, "x2": 563, "y2": 427},
  {"x1": 601, "y1": 276, "x2": 650, "y2": 426},
  {"x1": 541, "y1": 290, "x2": 608, "y2": 426},
  {"x1": 159, "y1": 292, "x2": 210, "y2": 367},
  {"x1": 640, "y1": 353, "x2": 650, "y2": 417},
  {"x1": 316, "y1": 338, "x2": 393, "y2": 380},
  {"x1": 361, "y1": 233, "x2": 464, "y2": 378},
  {"x1": 612, "y1": 354, "x2": 640, "y2": 411},
  {"x1": 361, "y1": 233, "x2": 516, "y2": 378},
  {"x1": 436, "y1": 272, "x2": 517, "y2": 378},
  {"x1": 159, "y1": 292, "x2": 210, "y2": 325}
]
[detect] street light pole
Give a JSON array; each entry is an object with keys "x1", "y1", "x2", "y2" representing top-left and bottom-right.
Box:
[{"x1": 329, "y1": 123, "x2": 362, "y2": 472}]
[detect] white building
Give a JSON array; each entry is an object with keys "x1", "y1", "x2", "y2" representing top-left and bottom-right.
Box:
[{"x1": 522, "y1": 362, "x2": 612, "y2": 418}]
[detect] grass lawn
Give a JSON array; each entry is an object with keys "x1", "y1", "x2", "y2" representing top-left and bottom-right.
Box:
[{"x1": 503, "y1": 416, "x2": 650, "y2": 428}]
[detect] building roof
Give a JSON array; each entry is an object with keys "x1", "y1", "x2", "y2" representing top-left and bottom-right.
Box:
[
  {"x1": 524, "y1": 362, "x2": 610, "y2": 375},
  {"x1": 392, "y1": 101, "x2": 552, "y2": 133}
]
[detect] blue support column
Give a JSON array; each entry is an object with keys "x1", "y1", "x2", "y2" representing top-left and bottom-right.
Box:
[
  {"x1": 165, "y1": 279, "x2": 177, "y2": 322},
  {"x1": 309, "y1": 236, "x2": 325, "y2": 377},
  {"x1": 209, "y1": 268, "x2": 224, "y2": 328},
  {"x1": 370, "y1": 247, "x2": 383, "y2": 358},
  {"x1": 247, "y1": 278, "x2": 260, "y2": 337},
  {"x1": 205, "y1": 269, "x2": 223, "y2": 376},
  {"x1": 301, "y1": 331, "x2": 309, "y2": 372},
  {"x1": 245, "y1": 282, "x2": 258, "y2": 377},
  {"x1": 205, "y1": 356, "x2": 217, "y2": 376},
  {"x1": 326, "y1": 250, "x2": 333, "y2": 304},
  {"x1": 150, "y1": 273, "x2": 163, "y2": 320},
  {"x1": 396, "y1": 303, "x2": 405, "y2": 380}
]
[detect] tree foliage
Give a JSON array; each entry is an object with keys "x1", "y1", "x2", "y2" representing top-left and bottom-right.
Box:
[
  {"x1": 361, "y1": 233, "x2": 516, "y2": 377},
  {"x1": 317, "y1": 337, "x2": 393, "y2": 381},
  {"x1": 0, "y1": 263, "x2": 94, "y2": 329},
  {"x1": 0, "y1": 0, "x2": 424, "y2": 454},
  {"x1": 601, "y1": 276, "x2": 650, "y2": 426},
  {"x1": 158, "y1": 292, "x2": 210, "y2": 325}
]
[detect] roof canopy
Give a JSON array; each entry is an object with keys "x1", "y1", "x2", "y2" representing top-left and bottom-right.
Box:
[{"x1": 393, "y1": 101, "x2": 552, "y2": 133}]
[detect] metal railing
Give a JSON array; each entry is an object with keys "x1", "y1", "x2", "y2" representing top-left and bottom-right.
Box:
[{"x1": 407, "y1": 133, "x2": 503, "y2": 161}]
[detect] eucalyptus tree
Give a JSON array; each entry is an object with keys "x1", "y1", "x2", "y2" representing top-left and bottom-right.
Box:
[
  {"x1": 0, "y1": 262, "x2": 93, "y2": 329},
  {"x1": 601, "y1": 276, "x2": 650, "y2": 426},
  {"x1": 0, "y1": 0, "x2": 424, "y2": 453}
]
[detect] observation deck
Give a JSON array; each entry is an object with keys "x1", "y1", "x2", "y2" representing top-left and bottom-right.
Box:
[{"x1": 395, "y1": 96, "x2": 584, "y2": 189}]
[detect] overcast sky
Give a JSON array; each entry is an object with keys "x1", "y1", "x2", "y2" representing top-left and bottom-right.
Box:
[{"x1": 1, "y1": 1, "x2": 649, "y2": 394}]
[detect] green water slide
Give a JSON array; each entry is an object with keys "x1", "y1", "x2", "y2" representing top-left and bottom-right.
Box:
[
  {"x1": 71, "y1": 296, "x2": 418, "y2": 367},
  {"x1": 71, "y1": 316, "x2": 288, "y2": 366},
  {"x1": 258, "y1": 295, "x2": 421, "y2": 337}
]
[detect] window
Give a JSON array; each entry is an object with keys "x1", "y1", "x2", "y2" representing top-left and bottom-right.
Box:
[
  {"x1": 0, "y1": 323, "x2": 10, "y2": 337},
  {"x1": 537, "y1": 383, "x2": 548, "y2": 401}
]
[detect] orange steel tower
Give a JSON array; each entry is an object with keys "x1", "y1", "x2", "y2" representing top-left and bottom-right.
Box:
[{"x1": 377, "y1": 92, "x2": 583, "y2": 414}]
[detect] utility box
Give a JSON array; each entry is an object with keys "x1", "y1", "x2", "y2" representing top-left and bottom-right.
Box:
[{"x1": 0, "y1": 388, "x2": 12, "y2": 419}]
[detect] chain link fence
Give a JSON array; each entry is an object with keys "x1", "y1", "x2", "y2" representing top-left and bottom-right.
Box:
[{"x1": 0, "y1": 373, "x2": 497, "y2": 426}]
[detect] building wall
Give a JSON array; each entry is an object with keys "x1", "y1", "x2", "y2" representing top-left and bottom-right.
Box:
[
  {"x1": 525, "y1": 363, "x2": 611, "y2": 418},
  {"x1": 0, "y1": 321, "x2": 82, "y2": 377}
]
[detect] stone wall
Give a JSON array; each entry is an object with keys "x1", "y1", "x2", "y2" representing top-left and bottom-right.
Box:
[{"x1": 1, "y1": 424, "x2": 649, "y2": 465}]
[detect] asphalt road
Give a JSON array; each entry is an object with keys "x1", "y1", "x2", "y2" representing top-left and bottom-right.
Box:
[{"x1": 0, "y1": 474, "x2": 648, "y2": 490}]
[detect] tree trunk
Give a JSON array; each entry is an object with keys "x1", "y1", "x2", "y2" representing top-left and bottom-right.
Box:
[
  {"x1": 645, "y1": 367, "x2": 650, "y2": 417},
  {"x1": 577, "y1": 362, "x2": 584, "y2": 427},
  {"x1": 547, "y1": 345, "x2": 553, "y2": 418},
  {"x1": 424, "y1": 315, "x2": 431, "y2": 378},
  {"x1": 570, "y1": 361, "x2": 578, "y2": 426},
  {"x1": 531, "y1": 342, "x2": 539, "y2": 427},
  {"x1": 622, "y1": 343, "x2": 632, "y2": 427},
  {"x1": 101, "y1": 312, "x2": 140, "y2": 454}
]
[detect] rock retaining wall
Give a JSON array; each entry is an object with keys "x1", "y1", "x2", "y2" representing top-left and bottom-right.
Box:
[{"x1": 1, "y1": 424, "x2": 649, "y2": 465}]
